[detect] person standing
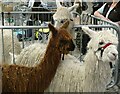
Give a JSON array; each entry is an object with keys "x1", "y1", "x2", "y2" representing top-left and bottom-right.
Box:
[{"x1": 94, "y1": 0, "x2": 120, "y2": 25}]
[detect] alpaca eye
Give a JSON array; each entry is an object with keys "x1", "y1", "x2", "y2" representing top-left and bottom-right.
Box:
[
  {"x1": 99, "y1": 42, "x2": 104, "y2": 45},
  {"x1": 61, "y1": 19, "x2": 67, "y2": 23},
  {"x1": 61, "y1": 20, "x2": 64, "y2": 23},
  {"x1": 70, "y1": 19, "x2": 73, "y2": 21}
]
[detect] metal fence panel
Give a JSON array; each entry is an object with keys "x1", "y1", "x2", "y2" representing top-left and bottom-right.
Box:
[{"x1": 0, "y1": 11, "x2": 120, "y2": 90}]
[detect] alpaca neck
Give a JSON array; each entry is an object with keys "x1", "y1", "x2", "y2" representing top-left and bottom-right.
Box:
[
  {"x1": 84, "y1": 50, "x2": 111, "y2": 92},
  {"x1": 36, "y1": 38, "x2": 61, "y2": 91}
]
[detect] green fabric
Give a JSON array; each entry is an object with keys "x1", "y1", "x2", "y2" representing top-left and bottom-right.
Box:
[{"x1": 6, "y1": 18, "x2": 14, "y2": 23}]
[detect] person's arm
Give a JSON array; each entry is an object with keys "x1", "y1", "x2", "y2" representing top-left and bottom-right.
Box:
[
  {"x1": 94, "y1": 11, "x2": 110, "y2": 21},
  {"x1": 94, "y1": 3, "x2": 110, "y2": 21},
  {"x1": 115, "y1": 21, "x2": 120, "y2": 26}
]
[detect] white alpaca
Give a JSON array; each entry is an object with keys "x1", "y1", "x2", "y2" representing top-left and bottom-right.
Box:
[
  {"x1": 46, "y1": 27, "x2": 118, "y2": 92},
  {"x1": 53, "y1": 1, "x2": 79, "y2": 39},
  {"x1": 0, "y1": 30, "x2": 22, "y2": 64},
  {"x1": 52, "y1": 1, "x2": 80, "y2": 57},
  {"x1": 82, "y1": 27, "x2": 118, "y2": 92}
]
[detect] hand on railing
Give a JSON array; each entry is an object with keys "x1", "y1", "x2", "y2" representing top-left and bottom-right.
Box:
[{"x1": 101, "y1": 17, "x2": 111, "y2": 22}]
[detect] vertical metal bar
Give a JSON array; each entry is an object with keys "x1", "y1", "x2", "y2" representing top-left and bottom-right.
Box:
[
  {"x1": 12, "y1": 29, "x2": 15, "y2": 64},
  {"x1": 21, "y1": 13, "x2": 25, "y2": 48},
  {"x1": 32, "y1": 29, "x2": 34, "y2": 44},
  {"x1": 8, "y1": 12, "x2": 10, "y2": 26},
  {"x1": 1, "y1": 12, "x2": 5, "y2": 63}
]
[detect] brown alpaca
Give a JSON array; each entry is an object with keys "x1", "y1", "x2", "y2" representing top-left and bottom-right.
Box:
[{"x1": 2, "y1": 21, "x2": 75, "y2": 92}]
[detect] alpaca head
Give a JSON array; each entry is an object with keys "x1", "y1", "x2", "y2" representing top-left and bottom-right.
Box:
[
  {"x1": 48, "y1": 21, "x2": 75, "y2": 55},
  {"x1": 53, "y1": 2, "x2": 79, "y2": 32},
  {"x1": 82, "y1": 26, "x2": 118, "y2": 64}
]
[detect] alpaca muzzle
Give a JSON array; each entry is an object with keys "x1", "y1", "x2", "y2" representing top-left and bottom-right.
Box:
[{"x1": 67, "y1": 42, "x2": 75, "y2": 51}]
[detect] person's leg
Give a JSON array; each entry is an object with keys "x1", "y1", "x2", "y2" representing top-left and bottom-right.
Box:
[{"x1": 81, "y1": 33, "x2": 90, "y2": 55}]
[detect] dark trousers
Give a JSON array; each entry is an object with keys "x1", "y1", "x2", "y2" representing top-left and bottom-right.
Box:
[{"x1": 76, "y1": 30, "x2": 90, "y2": 55}]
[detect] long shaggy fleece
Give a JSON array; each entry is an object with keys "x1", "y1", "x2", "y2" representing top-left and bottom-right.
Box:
[
  {"x1": 16, "y1": 43, "x2": 46, "y2": 67},
  {"x1": 12, "y1": 26, "x2": 119, "y2": 92},
  {"x1": 15, "y1": 43, "x2": 85, "y2": 92},
  {"x1": 2, "y1": 22, "x2": 75, "y2": 92},
  {"x1": 45, "y1": 54, "x2": 84, "y2": 92}
]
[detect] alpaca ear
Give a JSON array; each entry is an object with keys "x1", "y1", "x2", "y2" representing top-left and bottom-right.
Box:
[
  {"x1": 82, "y1": 26, "x2": 96, "y2": 38},
  {"x1": 68, "y1": 4, "x2": 79, "y2": 12},
  {"x1": 48, "y1": 23, "x2": 58, "y2": 37},
  {"x1": 60, "y1": 20, "x2": 69, "y2": 29},
  {"x1": 56, "y1": 0, "x2": 62, "y2": 8}
]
